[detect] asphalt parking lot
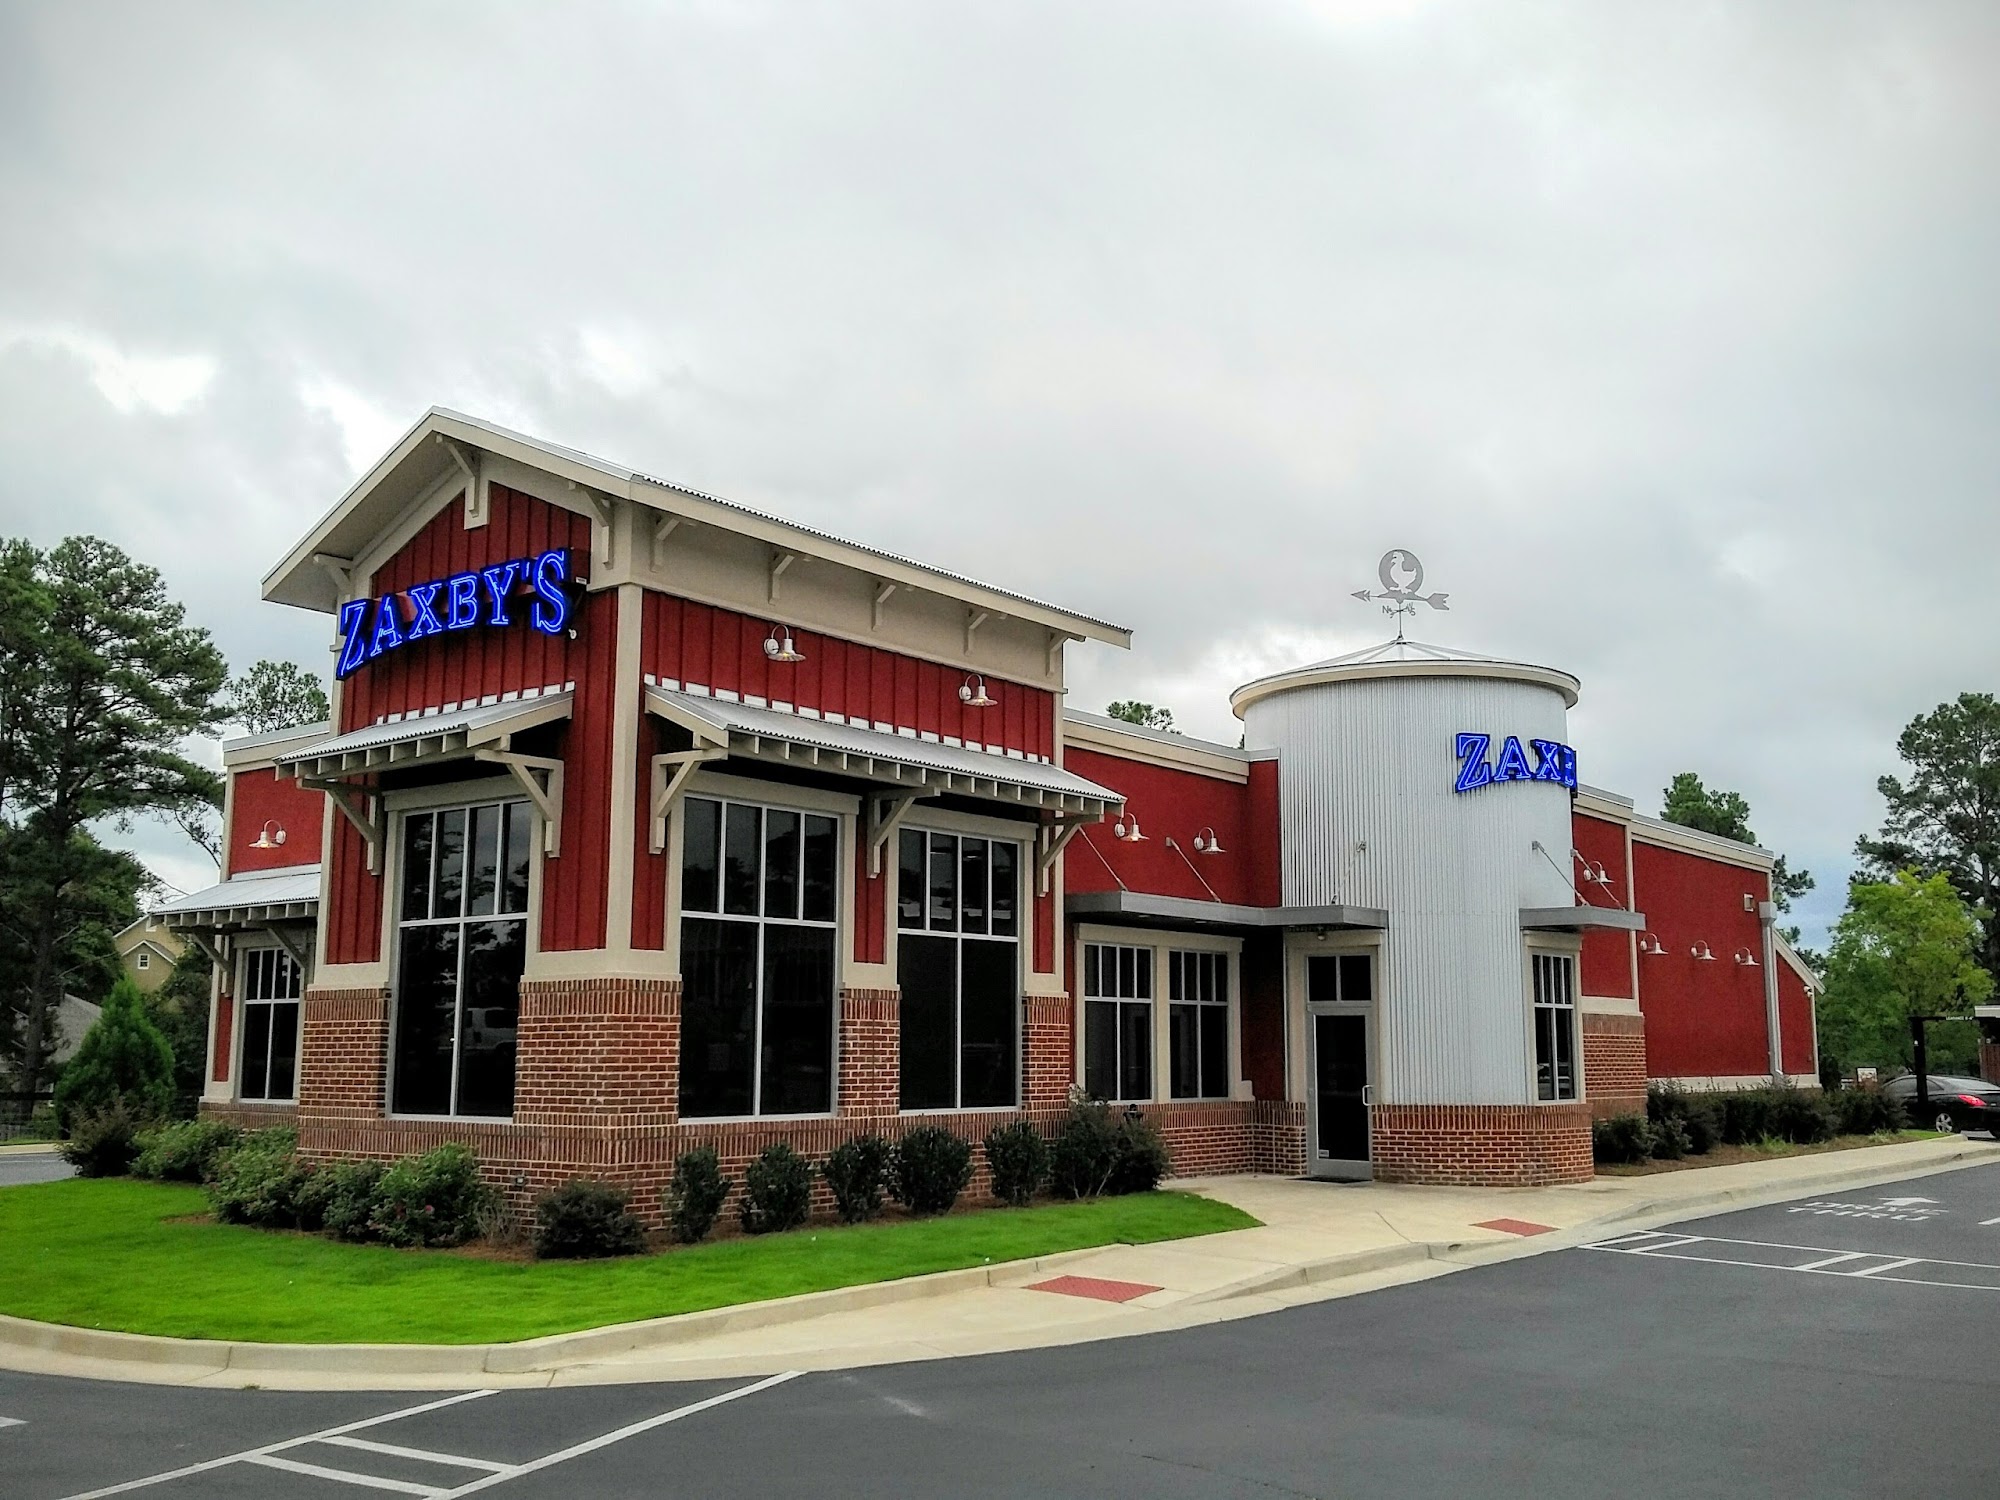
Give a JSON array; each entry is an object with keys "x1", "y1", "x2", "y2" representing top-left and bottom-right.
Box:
[
  {"x1": 4, "y1": 1161, "x2": 1997, "y2": 1499},
  {"x1": 0, "y1": 1151, "x2": 71, "y2": 1188}
]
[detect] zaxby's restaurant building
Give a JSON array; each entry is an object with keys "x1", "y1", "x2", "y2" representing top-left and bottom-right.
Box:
[{"x1": 159, "y1": 410, "x2": 1818, "y2": 1202}]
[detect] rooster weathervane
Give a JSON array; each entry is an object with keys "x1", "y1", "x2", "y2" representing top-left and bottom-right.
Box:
[{"x1": 1352, "y1": 549, "x2": 1450, "y2": 642}]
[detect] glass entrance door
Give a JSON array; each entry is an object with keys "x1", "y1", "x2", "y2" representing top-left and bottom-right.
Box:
[{"x1": 1311, "y1": 1012, "x2": 1372, "y2": 1179}]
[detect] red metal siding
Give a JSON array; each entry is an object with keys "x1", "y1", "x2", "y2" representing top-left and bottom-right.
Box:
[
  {"x1": 226, "y1": 768, "x2": 327, "y2": 878},
  {"x1": 631, "y1": 716, "x2": 667, "y2": 953},
  {"x1": 1245, "y1": 759, "x2": 1282, "y2": 909},
  {"x1": 1779, "y1": 961, "x2": 1817, "y2": 1076},
  {"x1": 1632, "y1": 840, "x2": 1773, "y2": 1079},
  {"x1": 339, "y1": 485, "x2": 594, "y2": 732},
  {"x1": 539, "y1": 587, "x2": 620, "y2": 953},
  {"x1": 1061, "y1": 746, "x2": 1265, "y2": 907},
  {"x1": 1572, "y1": 811, "x2": 1635, "y2": 1000},
  {"x1": 639, "y1": 593, "x2": 1056, "y2": 758},
  {"x1": 1239, "y1": 930, "x2": 1285, "y2": 1101},
  {"x1": 326, "y1": 817, "x2": 382, "y2": 966}
]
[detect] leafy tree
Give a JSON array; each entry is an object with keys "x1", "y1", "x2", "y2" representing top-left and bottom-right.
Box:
[
  {"x1": 222, "y1": 659, "x2": 330, "y2": 735},
  {"x1": 1817, "y1": 871, "x2": 1993, "y2": 1075},
  {"x1": 51, "y1": 977, "x2": 177, "y2": 1130},
  {"x1": 0, "y1": 538, "x2": 226, "y2": 1100},
  {"x1": 1106, "y1": 701, "x2": 1175, "y2": 733},
  {"x1": 1856, "y1": 693, "x2": 2000, "y2": 985},
  {"x1": 146, "y1": 949, "x2": 214, "y2": 1119},
  {"x1": 1659, "y1": 771, "x2": 1815, "y2": 915}
]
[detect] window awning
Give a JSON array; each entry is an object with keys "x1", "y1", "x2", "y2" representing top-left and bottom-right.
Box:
[
  {"x1": 270, "y1": 692, "x2": 573, "y2": 781},
  {"x1": 154, "y1": 865, "x2": 320, "y2": 970},
  {"x1": 644, "y1": 687, "x2": 1123, "y2": 819},
  {"x1": 1519, "y1": 905, "x2": 1648, "y2": 932}
]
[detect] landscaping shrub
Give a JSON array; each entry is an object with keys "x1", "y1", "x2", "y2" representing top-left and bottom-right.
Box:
[
  {"x1": 664, "y1": 1145, "x2": 730, "y2": 1244},
  {"x1": 822, "y1": 1134, "x2": 892, "y2": 1224},
  {"x1": 983, "y1": 1122, "x2": 1048, "y2": 1207},
  {"x1": 892, "y1": 1126, "x2": 974, "y2": 1215},
  {"x1": 1647, "y1": 1085, "x2": 1718, "y2": 1155},
  {"x1": 740, "y1": 1144, "x2": 813, "y2": 1235},
  {"x1": 58, "y1": 1101, "x2": 144, "y2": 1178},
  {"x1": 1828, "y1": 1087, "x2": 1909, "y2": 1137},
  {"x1": 1649, "y1": 1114, "x2": 1690, "y2": 1161},
  {"x1": 534, "y1": 1180, "x2": 647, "y2": 1260},
  {"x1": 52, "y1": 979, "x2": 176, "y2": 1131},
  {"x1": 207, "y1": 1130, "x2": 313, "y2": 1227},
  {"x1": 1049, "y1": 1100, "x2": 1168, "y2": 1198},
  {"x1": 368, "y1": 1143, "x2": 494, "y2": 1249},
  {"x1": 1719, "y1": 1090, "x2": 1775, "y2": 1147},
  {"x1": 1766, "y1": 1088, "x2": 1835, "y2": 1146},
  {"x1": 1591, "y1": 1113, "x2": 1653, "y2": 1166},
  {"x1": 296, "y1": 1159, "x2": 387, "y2": 1241},
  {"x1": 1111, "y1": 1109, "x2": 1171, "y2": 1193},
  {"x1": 132, "y1": 1119, "x2": 241, "y2": 1182}
]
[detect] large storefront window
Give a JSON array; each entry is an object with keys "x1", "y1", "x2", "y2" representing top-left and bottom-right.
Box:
[
  {"x1": 1531, "y1": 951, "x2": 1578, "y2": 1102},
  {"x1": 1168, "y1": 949, "x2": 1229, "y2": 1100},
  {"x1": 679, "y1": 796, "x2": 838, "y2": 1117},
  {"x1": 897, "y1": 829, "x2": 1019, "y2": 1110},
  {"x1": 1082, "y1": 942, "x2": 1151, "y2": 1102},
  {"x1": 392, "y1": 799, "x2": 531, "y2": 1118},
  {"x1": 239, "y1": 948, "x2": 302, "y2": 1102}
]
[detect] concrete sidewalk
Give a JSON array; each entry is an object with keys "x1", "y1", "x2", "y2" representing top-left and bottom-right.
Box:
[{"x1": 3, "y1": 1134, "x2": 1995, "y2": 1390}]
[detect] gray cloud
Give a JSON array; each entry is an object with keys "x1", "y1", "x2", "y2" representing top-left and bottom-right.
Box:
[{"x1": 5, "y1": 0, "x2": 1997, "y2": 940}]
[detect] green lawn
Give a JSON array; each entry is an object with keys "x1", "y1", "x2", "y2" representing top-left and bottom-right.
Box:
[{"x1": 0, "y1": 1179, "x2": 1257, "y2": 1345}]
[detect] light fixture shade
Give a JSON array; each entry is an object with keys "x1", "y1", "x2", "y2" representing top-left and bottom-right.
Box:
[
  {"x1": 1692, "y1": 941, "x2": 1716, "y2": 961},
  {"x1": 251, "y1": 820, "x2": 287, "y2": 850},
  {"x1": 1734, "y1": 948, "x2": 1760, "y2": 967},
  {"x1": 1192, "y1": 826, "x2": 1225, "y2": 854},
  {"x1": 763, "y1": 625, "x2": 804, "y2": 663},
  {"x1": 958, "y1": 674, "x2": 996, "y2": 708},
  {"x1": 1114, "y1": 812, "x2": 1146, "y2": 842},
  {"x1": 1638, "y1": 932, "x2": 1666, "y2": 956}
]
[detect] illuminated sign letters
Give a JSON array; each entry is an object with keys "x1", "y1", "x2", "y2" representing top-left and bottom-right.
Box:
[
  {"x1": 1453, "y1": 732, "x2": 1577, "y2": 794},
  {"x1": 336, "y1": 546, "x2": 572, "y2": 679}
]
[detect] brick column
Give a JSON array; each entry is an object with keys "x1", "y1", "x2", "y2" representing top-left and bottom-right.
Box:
[
  {"x1": 1582, "y1": 1011, "x2": 1648, "y2": 1118},
  {"x1": 514, "y1": 976, "x2": 680, "y2": 1127},
  {"x1": 1022, "y1": 993, "x2": 1073, "y2": 1109},
  {"x1": 838, "y1": 987, "x2": 900, "y2": 1118},
  {"x1": 296, "y1": 986, "x2": 391, "y2": 1122},
  {"x1": 1980, "y1": 1036, "x2": 2000, "y2": 1085},
  {"x1": 1370, "y1": 1101, "x2": 1593, "y2": 1186}
]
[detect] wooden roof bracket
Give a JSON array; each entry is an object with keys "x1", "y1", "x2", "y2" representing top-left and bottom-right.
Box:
[
  {"x1": 264, "y1": 924, "x2": 314, "y2": 975},
  {"x1": 472, "y1": 743, "x2": 566, "y2": 856},
  {"x1": 436, "y1": 435, "x2": 485, "y2": 528},
  {"x1": 868, "y1": 789, "x2": 939, "y2": 878},
  {"x1": 300, "y1": 778, "x2": 384, "y2": 874},
  {"x1": 649, "y1": 746, "x2": 728, "y2": 854},
  {"x1": 872, "y1": 580, "x2": 897, "y2": 631},
  {"x1": 1038, "y1": 815, "x2": 1093, "y2": 897}
]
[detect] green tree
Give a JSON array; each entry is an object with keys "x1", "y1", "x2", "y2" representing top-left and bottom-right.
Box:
[
  {"x1": 51, "y1": 976, "x2": 177, "y2": 1130},
  {"x1": 0, "y1": 537, "x2": 226, "y2": 1100},
  {"x1": 222, "y1": 659, "x2": 329, "y2": 735},
  {"x1": 1659, "y1": 771, "x2": 1815, "y2": 916},
  {"x1": 1106, "y1": 701, "x2": 1175, "y2": 733},
  {"x1": 1856, "y1": 693, "x2": 2000, "y2": 986},
  {"x1": 146, "y1": 949, "x2": 214, "y2": 1119},
  {"x1": 1817, "y1": 871, "x2": 1993, "y2": 1075}
]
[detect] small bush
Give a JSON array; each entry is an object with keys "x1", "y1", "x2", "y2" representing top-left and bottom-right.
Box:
[
  {"x1": 1828, "y1": 1087, "x2": 1909, "y2": 1136},
  {"x1": 984, "y1": 1122, "x2": 1048, "y2": 1207},
  {"x1": 1649, "y1": 1114, "x2": 1690, "y2": 1161},
  {"x1": 1113, "y1": 1108, "x2": 1171, "y2": 1193},
  {"x1": 822, "y1": 1135, "x2": 892, "y2": 1224},
  {"x1": 892, "y1": 1127, "x2": 974, "y2": 1215},
  {"x1": 740, "y1": 1144, "x2": 813, "y2": 1235},
  {"x1": 1592, "y1": 1113, "x2": 1653, "y2": 1166},
  {"x1": 1049, "y1": 1100, "x2": 1130, "y2": 1198},
  {"x1": 534, "y1": 1180, "x2": 647, "y2": 1260},
  {"x1": 1766, "y1": 1088, "x2": 1835, "y2": 1146},
  {"x1": 1719, "y1": 1090, "x2": 1774, "y2": 1147},
  {"x1": 207, "y1": 1130, "x2": 312, "y2": 1226},
  {"x1": 1648, "y1": 1085, "x2": 1718, "y2": 1155},
  {"x1": 369, "y1": 1143, "x2": 493, "y2": 1249},
  {"x1": 132, "y1": 1119, "x2": 241, "y2": 1182},
  {"x1": 665, "y1": 1145, "x2": 730, "y2": 1244},
  {"x1": 58, "y1": 1101, "x2": 144, "y2": 1178},
  {"x1": 295, "y1": 1159, "x2": 387, "y2": 1241},
  {"x1": 51, "y1": 979, "x2": 176, "y2": 1131}
]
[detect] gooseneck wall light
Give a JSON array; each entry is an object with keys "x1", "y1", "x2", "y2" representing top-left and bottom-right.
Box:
[
  {"x1": 958, "y1": 674, "x2": 996, "y2": 708},
  {"x1": 1112, "y1": 809, "x2": 1147, "y2": 842},
  {"x1": 763, "y1": 624, "x2": 804, "y2": 662},
  {"x1": 1691, "y1": 941, "x2": 1716, "y2": 962},
  {"x1": 1191, "y1": 827, "x2": 1225, "y2": 854}
]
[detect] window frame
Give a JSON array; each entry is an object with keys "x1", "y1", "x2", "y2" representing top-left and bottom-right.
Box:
[
  {"x1": 676, "y1": 789, "x2": 844, "y2": 1121},
  {"x1": 384, "y1": 787, "x2": 536, "y2": 1122},
  {"x1": 235, "y1": 944, "x2": 303, "y2": 1104},
  {"x1": 1525, "y1": 940, "x2": 1583, "y2": 1104},
  {"x1": 894, "y1": 823, "x2": 1026, "y2": 1112},
  {"x1": 1167, "y1": 947, "x2": 1233, "y2": 1101},
  {"x1": 1073, "y1": 926, "x2": 1242, "y2": 1106}
]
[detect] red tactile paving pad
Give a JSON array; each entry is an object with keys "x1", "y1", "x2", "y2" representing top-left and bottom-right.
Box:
[
  {"x1": 1474, "y1": 1218, "x2": 1556, "y2": 1236},
  {"x1": 1025, "y1": 1274, "x2": 1164, "y2": 1303}
]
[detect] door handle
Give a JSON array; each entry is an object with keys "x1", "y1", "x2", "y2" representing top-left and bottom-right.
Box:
[{"x1": 1361, "y1": 1084, "x2": 1374, "y2": 1107}]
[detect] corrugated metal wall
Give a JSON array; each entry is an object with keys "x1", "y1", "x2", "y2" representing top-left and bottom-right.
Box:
[{"x1": 1245, "y1": 674, "x2": 1574, "y2": 1105}]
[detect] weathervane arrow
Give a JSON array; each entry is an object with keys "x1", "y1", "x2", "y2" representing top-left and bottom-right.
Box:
[{"x1": 1353, "y1": 550, "x2": 1450, "y2": 640}]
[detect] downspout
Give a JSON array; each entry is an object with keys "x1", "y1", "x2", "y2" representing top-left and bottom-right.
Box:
[{"x1": 1758, "y1": 900, "x2": 1782, "y2": 1082}]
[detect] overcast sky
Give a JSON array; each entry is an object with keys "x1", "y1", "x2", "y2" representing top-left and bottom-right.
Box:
[{"x1": 4, "y1": 1, "x2": 1996, "y2": 946}]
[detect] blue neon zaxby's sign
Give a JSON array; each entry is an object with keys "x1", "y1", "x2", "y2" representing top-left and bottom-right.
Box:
[
  {"x1": 1453, "y1": 732, "x2": 1577, "y2": 794},
  {"x1": 335, "y1": 547, "x2": 574, "y2": 680}
]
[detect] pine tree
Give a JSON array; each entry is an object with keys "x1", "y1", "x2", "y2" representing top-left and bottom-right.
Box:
[{"x1": 52, "y1": 977, "x2": 177, "y2": 1129}]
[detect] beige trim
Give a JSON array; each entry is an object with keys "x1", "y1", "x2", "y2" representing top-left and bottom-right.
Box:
[
  {"x1": 603, "y1": 583, "x2": 645, "y2": 953},
  {"x1": 1231, "y1": 655, "x2": 1581, "y2": 717},
  {"x1": 1629, "y1": 816, "x2": 1776, "y2": 871},
  {"x1": 1581, "y1": 994, "x2": 1641, "y2": 1017},
  {"x1": 1061, "y1": 714, "x2": 1251, "y2": 783},
  {"x1": 1071, "y1": 924, "x2": 1245, "y2": 1106}
]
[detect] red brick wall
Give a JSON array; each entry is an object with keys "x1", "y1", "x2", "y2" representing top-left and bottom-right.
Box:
[
  {"x1": 1370, "y1": 1102, "x2": 1593, "y2": 1186},
  {"x1": 297, "y1": 986, "x2": 391, "y2": 1120},
  {"x1": 1980, "y1": 1038, "x2": 1999, "y2": 1084},
  {"x1": 1023, "y1": 994, "x2": 1074, "y2": 1109},
  {"x1": 514, "y1": 978, "x2": 680, "y2": 1128},
  {"x1": 837, "y1": 988, "x2": 899, "y2": 1118},
  {"x1": 198, "y1": 1100, "x2": 297, "y2": 1130},
  {"x1": 1583, "y1": 1011, "x2": 1648, "y2": 1117}
]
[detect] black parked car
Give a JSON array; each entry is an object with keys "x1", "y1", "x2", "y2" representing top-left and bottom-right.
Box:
[{"x1": 1880, "y1": 1073, "x2": 2000, "y2": 1137}]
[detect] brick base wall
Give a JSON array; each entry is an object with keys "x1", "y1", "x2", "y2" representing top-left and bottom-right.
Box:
[
  {"x1": 514, "y1": 977, "x2": 679, "y2": 1128},
  {"x1": 1370, "y1": 1101, "x2": 1594, "y2": 1186},
  {"x1": 1582, "y1": 1011, "x2": 1648, "y2": 1118},
  {"x1": 197, "y1": 1100, "x2": 298, "y2": 1130},
  {"x1": 297, "y1": 986, "x2": 390, "y2": 1120}
]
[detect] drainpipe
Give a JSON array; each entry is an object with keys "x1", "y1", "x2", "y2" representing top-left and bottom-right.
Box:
[{"x1": 1758, "y1": 900, "x2": 1782, "y2": 1082}]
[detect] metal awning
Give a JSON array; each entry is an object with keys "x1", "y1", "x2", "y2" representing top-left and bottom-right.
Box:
[
  {"x1": 271, "y1": 692, "x2": 575, "y2": 870},
  {"x1": 644, "y1": 687, "x2": 1123, "y2": 818},
  {"x1": 1520, "y1": 905, "x2": 1648, "y2": 932},
  {"x1": 154, "y1": 865, "x2": 320, "y2": 970},
  {"x1": 271, "y1": 693, "x2": 573, "y2": 781},
  {"x1": 1067, "y1": 890, "x2": 1389, "y2": 933}
]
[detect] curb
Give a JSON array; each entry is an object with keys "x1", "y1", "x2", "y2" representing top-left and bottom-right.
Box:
[{"x1": 0, "y1": 1143, "x2": 59, "y2": 1157}]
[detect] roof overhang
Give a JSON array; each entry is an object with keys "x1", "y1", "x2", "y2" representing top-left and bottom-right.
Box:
[
  {"x1": 1066, "y1": 890, "x2": 1389, "y2": 932},
  {"x1": 647, "y1": 687, "x2": 1122, "y2": 819},
  {"x1": 154, "y1": 866, "x2": 321, "y2": 933},
  {"x1": 1520, "y1": 905, "x2": 1648, "y2": 932},
  {"x1": 263, "y1": 408, "x2": 1130, "y2": 648},
  {"x1": 272, "y1": 693, "x2": 573, "y2": 782}
]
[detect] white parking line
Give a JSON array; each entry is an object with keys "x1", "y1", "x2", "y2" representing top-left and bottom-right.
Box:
[
  {"x1": 0, "y1": 1416, "x2": 24, "y2": 1431},
  {"x1": 1580, "y1": 1232, "x2": 2000, "y2": 1293},
  {"x1": 1849, "y1": 1257, "x2": 1922, "y2": 1278},
  {"x1": 322, "y1": 1435, "x2": 511, "y2": 1473},
  {"x1": 248, "y1": 1453, "x2": 440, "y2": 1495},
  {"x1": 1792, "y1": 1251, "x2": 1871, "y2": 1272}
]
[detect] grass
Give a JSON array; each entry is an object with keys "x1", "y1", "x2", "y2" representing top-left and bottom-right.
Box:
[
  {"x1": 0, "y1": 1179, "x2": 1258, "y2": 1345},
  {"x1": 1595, "y1": 1129, "x2": 1948, "y2": 1176}
]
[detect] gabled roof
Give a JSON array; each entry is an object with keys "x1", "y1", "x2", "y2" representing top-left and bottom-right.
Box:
[{"x1": 263, "y1": 408, "x2": 1130, "y2": 647}]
